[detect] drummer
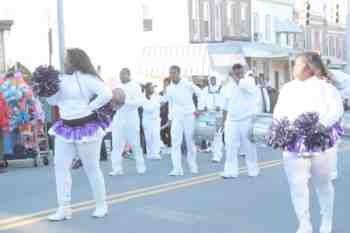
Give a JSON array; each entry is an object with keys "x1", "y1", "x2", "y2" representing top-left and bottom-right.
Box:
[
  {"x1": 204, "y1": 74, "x2": 224, "y2": 162},
  {"x1": 221, "y1": 63, "x2": 260, "y2": 178},
  {"x1": 109, "y1": 68, "x2": 146, "y2": 176},
  {"x1": 161, "y1": 65, "x2": 202, "y2": 176}
]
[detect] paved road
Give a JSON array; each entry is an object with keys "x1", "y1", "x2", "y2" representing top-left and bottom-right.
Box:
[{"x1": 0, "y1": 146, "x2": 349, "y2": 233}]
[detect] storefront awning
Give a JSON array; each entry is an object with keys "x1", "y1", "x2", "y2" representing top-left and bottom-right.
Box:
[
  {"x1": 138, "y1": 44, "x2": 210, "y2": 77},
  {"x1": 275, "y1": 19, "x2": 302, "y2": 33}
]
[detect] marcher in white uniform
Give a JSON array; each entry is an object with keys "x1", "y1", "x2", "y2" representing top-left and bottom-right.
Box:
[
  {"x1": 162, "y1": 65, "x2": 202, "y2": 176},
  {"x1": 205, "y1": 75, "x2": 224, "y2": 162},
  {"x1": 308, "y1": 53, "x2": 341, "y2": 181},
  {"x1": 142, "y1": 82, "x2": 162, "y2": 160},
  {"x1": 109, "y1": 68, "x2": 146, "y2": 176},
  {"x1": 221, "y1": 64, "x2": 260, "y2": 178},
  {"x1": 273, "y1": 54, "x2": 343, "y2": 233},
  {"x1": 46, "y1": 49, "x2": 112, "y2": 220}
]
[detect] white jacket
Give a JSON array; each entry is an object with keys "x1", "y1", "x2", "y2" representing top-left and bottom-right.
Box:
[{"x1": 273, "y1": 76, "x2": 343, "y2": 127}]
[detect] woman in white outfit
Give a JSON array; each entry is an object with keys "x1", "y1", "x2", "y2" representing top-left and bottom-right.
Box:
[
  {"x1": 308, "y1": 53, "x2": 341, "y2": 181},
  {"x1": 40, "y1": 48, "x2": 112, "y2": 221},
  {"x1": 273, "y1": 54, "x2": 343, "y2": 233}
]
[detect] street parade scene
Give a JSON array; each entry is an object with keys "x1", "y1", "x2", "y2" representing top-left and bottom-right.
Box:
[{"x1": 1, "y1": 0, "x2": 350, "y2": 233}]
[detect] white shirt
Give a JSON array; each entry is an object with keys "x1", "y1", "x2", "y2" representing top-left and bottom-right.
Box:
[
  {"x1": 205, "y1": 85, "x2": 223, "y2": 110},
  {"x1": 222, "y1": 77, "x2": 259, "y2": 121},
  {"x1": 273, "y1": 76, "x2": 343, "y2": 127},
  {"x1": 46, "y1": 72, "x2": 112, "y2": 120},
  {"x1": 162, "y1": 79, "x2": 202, "y2": 118},
  {"x1": 118, "y1": 80, "x2": 144, "y2": 114},
  {"x1": 143, "y1": 93, "x2": 161, "y2": 120},
  {"x1": 197, "y1": 88, "x2": 207, "y2": 110}
]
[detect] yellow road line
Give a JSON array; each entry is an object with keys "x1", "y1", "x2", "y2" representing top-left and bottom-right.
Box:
[
  {"x1": 0, "y1": 159, "x2": 280, "y2": 226},
  {"x1": 0, "y1": 160, "x2": 282, "y2": 231}
]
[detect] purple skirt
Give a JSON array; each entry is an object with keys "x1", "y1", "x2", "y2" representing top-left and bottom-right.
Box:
[{"x1": 51, "y1": 118, "x2": 110, "y2": 141}]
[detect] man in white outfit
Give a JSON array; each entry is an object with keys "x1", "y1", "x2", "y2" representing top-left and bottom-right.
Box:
[
  {"x1": 109, "y1": 68, "x2": 146, "y2": 176},
  {"x1": 162, "y1": 65, "x2": 202, "y2": 176},
  {"x1": 142, "y1": 82, "x2": 162, "y2": 160},
  {"x1": 204, "y1": 74, "x2": 224, "y2": 163},
  {"x1": 221, "y1": 64, "x2": 260, "y2": 178}
]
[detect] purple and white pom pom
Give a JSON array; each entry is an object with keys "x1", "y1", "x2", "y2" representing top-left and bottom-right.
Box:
[
  {"x1": 32, "y1": 66, "x2": 60, "y2": 97},
  {"x1": 267, "y1": 117, "x2": 297, "y2": 150}
]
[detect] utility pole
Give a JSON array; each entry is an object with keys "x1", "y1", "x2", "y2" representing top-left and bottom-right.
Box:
[{"x1": 57, "y1": 0, "x2": 65, "y2": 72}]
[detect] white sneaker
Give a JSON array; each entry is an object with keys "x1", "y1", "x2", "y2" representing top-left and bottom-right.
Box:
[
  {"x1": 248, "y1": 172, "x2": 260, "y2": 177},
  {"x1": 189, "y1": 165, "x2": 198, "y2": 174},
  {"x1": 92, "y1": 205, "x2": 108, "y2": 218},
  {"x1": 331, "y1": 172, "x2": 338, "y2": 181},
  {"x1": 137, "y1": 165, "x2": 146, "y2": 174},
  {"x1": 296, "y1": 222, "x2": 312, "y2": 233},
  {"x1": 148, "y1": 155, "x2": 162, "y2": 160},
  {"x1": 211, "y1": 158, "x2": 220, "y2": 163},
  {"x1": 320, "y1": 220, "x2": 332, "y2": 233},
  {"x1": 48, "y1": 207, "x2": 72, "y2": 221},
  {"x1": 109, "y1": 170, "x2": 124, "y2": 176},
  {"x1": 168, "y1": 169, "x2": 184, "y2": 176},
  {"x1": 220, "y1": 172, "x2": 238, "y2": 179}
]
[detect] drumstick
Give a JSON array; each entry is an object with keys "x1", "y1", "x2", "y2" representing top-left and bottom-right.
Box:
[{"x1": 160, "y1": 122, "x2": 171, "y2": 131}]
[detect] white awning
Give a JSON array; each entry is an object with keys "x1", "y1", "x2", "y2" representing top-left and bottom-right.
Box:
[
  {"x1": 242, "y1": 43, "x2": 293, "y2": 58},
  {"x1": 138, "y1": 44, "x2": 210, "y2": 77},
  {"x1": 275, "y1": 19, "x2": 302, "y2": 33}
]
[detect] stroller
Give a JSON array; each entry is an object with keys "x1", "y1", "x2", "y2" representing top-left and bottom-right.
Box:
[{"x1": 1, "y1": 120, "x2": 50, "y2": 168}]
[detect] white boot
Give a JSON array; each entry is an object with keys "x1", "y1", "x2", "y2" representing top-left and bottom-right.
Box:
[
  {"x1": 136, "y1": 160, "x2": 146, "y2": 174},
  {"x1": 320, "y1": 219, "x2": 332, "y2": 233},
  {"x1": 296, "y1": 221, "x2": 312, "y2": 233},
  {"x1": 48, "y1": 207, "x2": 72, "y2": 221},
  {"x1": 92, "y1": 203, "x2": 108, "y2": 218}
]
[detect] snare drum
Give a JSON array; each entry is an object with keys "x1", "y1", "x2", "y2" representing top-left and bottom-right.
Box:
[
  {"x1": 194, "y1": 111, "x2": 223, "y2": 142},
  {"x1": 249, "y1": 113, "x2": 273, "y2": 146}
]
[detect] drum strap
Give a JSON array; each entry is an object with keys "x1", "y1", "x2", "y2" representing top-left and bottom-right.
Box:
[{"x1": 260, "y1": 87, "x2": 267, "y2": 113}]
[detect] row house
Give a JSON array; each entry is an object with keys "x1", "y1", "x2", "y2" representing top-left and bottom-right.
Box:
[
  {"x1": 137, "y1": 0, "x2": 300, "y2": 90},
  {"x1": 294, "y1": 0, "x2": 347, "y2": 68}
]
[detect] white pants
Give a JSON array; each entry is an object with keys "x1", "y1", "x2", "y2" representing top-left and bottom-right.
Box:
[
  {"x1": 170, "y1": 114, "x2": 197, "y2": 172},
  {"x1": 224, "y1": 118, "x2": 259, "y2": 176},
  {"x1": 143, "y1": 117, "x2": 161, "y2": 158},
  {"x1": 283, "y1": 151, "x2": 335, "y2": 230},
  {"x1": 111, "y1": 112, "x2": 145, "y2": 172},
  {"x1": 211, "y1": 130, "x2": 224, "y2": 161},
  {"x1": 54, "y1": 136, "x2": 106, "y2": 208},
  {"x1": 328, "y1": 146, "x2": 338, "y2": 179}
]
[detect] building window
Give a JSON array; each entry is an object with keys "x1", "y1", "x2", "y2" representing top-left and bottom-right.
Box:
[
  {"x1": 214, "y1": 4, "x2": 222, "y2": 40},
  {"x1": 329, "y1": 36, "x2": 335, "y2": 57},
  {"x1": 305, "y1": 29, "x2": 312, "y2": 50},
  {"x1": 202, "y1": 0, "x2": 210, "y2": 40},
  {"x1": 240, "y1": 2, "x2": 249, "y2": 34},
  {"x1": 265, "y1": 14, "x2": 271, "y2": 41},
  {"x1": 253, "y1": 12, "x2": 259, "y2": 35},
  {"x1": 314, "y1": 31, "x2": 320, "y2": 51},
  {"x1": 142, "y1": 4, "x2": 153, "y2": 32},
  {"x1": 336, "y1": 37, "x2": 341, "y2": 59},
  {"x1": 191, "y1": 0, "x2": 200, "y2": 41},
  {"x1": 223, "y1": 0, "x2": 250, "y2": 39}
]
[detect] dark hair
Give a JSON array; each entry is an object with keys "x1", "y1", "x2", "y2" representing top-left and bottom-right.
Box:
[
  {"x1": 120, "y1": 67, "x2": 131, "y2": 75},
  {"x1": 308, "y1": 53, "x2": 328, "y2": 77},
  {"x1": 66, "y1": 48, "x2": 101, "y2": 79},
  {"x1": 232, "y1": 63, "x2": 243, "y2": 70},
  {"x1": 169, "y1": 65, "x2": 181, "y2": 73}
]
